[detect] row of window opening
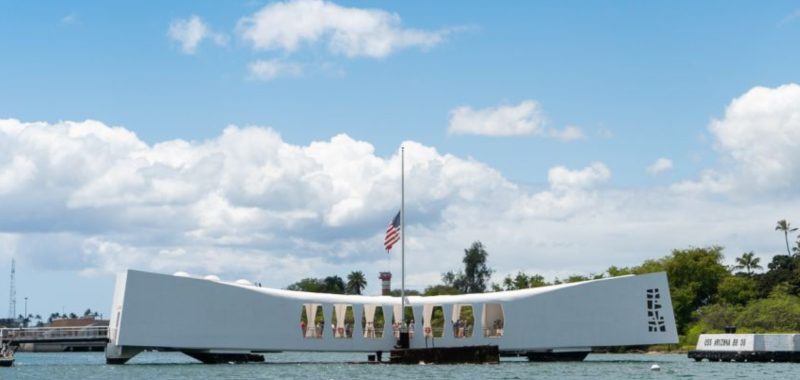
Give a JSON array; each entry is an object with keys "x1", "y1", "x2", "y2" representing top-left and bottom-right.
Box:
[{"x1": 299, "y1": 303, "x2": 504, "y2": 340}]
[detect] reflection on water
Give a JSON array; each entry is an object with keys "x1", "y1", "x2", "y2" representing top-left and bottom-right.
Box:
[{"x1": 3, "y1": 352, "x2": 800, "y2": 380}]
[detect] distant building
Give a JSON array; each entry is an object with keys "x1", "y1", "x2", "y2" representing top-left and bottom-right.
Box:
[
  {"x1": 48, "y1": 317, "x2": 108, "y2": 329},
  {"x1": 15, "y1": 317, "x2": 110, "y2": 352}
]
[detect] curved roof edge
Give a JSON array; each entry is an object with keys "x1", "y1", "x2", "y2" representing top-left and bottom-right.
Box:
[{"x1": 132, "y1": 270, "x2": 655, "y2": 305}]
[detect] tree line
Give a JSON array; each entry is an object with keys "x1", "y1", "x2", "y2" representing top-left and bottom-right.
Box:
[
  {"x1": 9, "y1": 308, "x2": 102, "y2": 328},
  {"x1": 287, "y1": 270, "x2": 368, "y2": 295}
]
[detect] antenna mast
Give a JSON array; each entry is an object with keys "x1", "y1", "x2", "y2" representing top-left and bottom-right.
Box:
[{"x1": 8, "y1": 258, "x2": 16, "y2": 320}]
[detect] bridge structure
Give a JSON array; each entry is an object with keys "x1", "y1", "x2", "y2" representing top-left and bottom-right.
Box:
[{"x1": 0, "y1": 326, "x2": 109, "y2": 346}]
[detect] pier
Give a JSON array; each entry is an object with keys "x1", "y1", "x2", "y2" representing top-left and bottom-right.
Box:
[
  {"x1": 689, "y1": 333, "x2": 800, "y2": 363},
  {"x1": 389, "y1": 345, "x2": 499, "y2": 364},
  {"x1": 0, "y1": 327, "x2": 108, "y2": 348}
]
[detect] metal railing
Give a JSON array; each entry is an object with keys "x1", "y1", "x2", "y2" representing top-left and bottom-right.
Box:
[{"x1": 0, "y1": 326, "x2": 109, "y2": 343}]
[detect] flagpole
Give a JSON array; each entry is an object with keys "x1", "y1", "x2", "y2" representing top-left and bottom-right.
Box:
[{"x1": 400, "y1": 145, "x2": 405, "y2": 328}]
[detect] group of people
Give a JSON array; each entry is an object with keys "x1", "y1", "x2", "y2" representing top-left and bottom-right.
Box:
[
  {"x1": 484, "y1": 319, "x2": 504, "y2": 337},
  {"x1": 452, "y1": 319, "x2": 471, "y2": 338},
  {"x1": 299, "y1": 320, "x2": 326, "y2": 338},
  {"x1": 0, "y1": 343, "x2": 12, "y2": 358},
  {"x1": 391, "y1": 321, "x2": 415, "y2": 338},
  {"x1": 300, "y1": 317, "x2": 504, "y2": 339},
  {"x1": 330, "y1": 323, "x2": 353, "y2": 338}
]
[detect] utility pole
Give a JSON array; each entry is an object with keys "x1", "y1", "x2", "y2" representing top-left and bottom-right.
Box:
[
  {"x1": 7, "y1": 259, "x2": 16, "y2": 320},
  {"x1": 24, "y1": 296, "x2": 28, "y2": 326}
]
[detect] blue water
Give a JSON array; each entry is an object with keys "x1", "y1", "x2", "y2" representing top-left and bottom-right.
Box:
[{"x1": 2, "y1": 352, "x2": 798, "y2": 379}]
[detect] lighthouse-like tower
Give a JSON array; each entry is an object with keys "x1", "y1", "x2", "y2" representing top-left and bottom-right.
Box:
[{"x1": 379, "y1": 272, "x2": 392, "y2": 296}]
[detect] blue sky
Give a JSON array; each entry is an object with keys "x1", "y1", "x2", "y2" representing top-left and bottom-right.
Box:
[{"x1": 1, "y1": 1, "x2": 800, "y2": 319}]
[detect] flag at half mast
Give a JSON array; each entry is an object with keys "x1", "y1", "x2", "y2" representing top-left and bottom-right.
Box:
[{"x1": 384, "y1": 211, "x2": 401, "y2": 252}]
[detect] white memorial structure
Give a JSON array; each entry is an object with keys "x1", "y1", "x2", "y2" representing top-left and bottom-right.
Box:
[{"x1": 105, "y1": 269, "x2": 678, "y2": 363}]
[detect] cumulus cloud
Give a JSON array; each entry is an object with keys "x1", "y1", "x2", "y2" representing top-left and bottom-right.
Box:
[
  {"x1": 4, "y1": 84, "x2": 800, "y2": 292},
  {"x1": 448, "y1": 100, "x2": 545, "y2": 137},
  {"x1": 549, "y1": 125, "x2": 586, "y2": 141},
  {"x1": 0, "y1": 118, "x2": 521, "y2": 286},
  {"x1": 237, "y1": 0, "x2": 448, "y2": 58},
  {"x1": 248, "y1": 59, "x2": 303, "y2": 80},
  {"x1": 548, "y1": 163, "x2": 610, "y2": 191},
  {"x1": 168, "y1": 15, "x2": 227, "y2": 54},
  {"x1": 676, "y1": 84, "x2": 800, "y2": 195},
  {"x1": 647, "y1": 158, "x2": 673, "y2": 175},
  {"x1": 448, "y1": 100, "x2": 586, "y2": 140}
]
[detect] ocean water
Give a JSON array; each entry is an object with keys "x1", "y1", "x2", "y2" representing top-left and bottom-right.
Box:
[{"x1": 2, "y1": 352, "x2": 799, "y2": 380}]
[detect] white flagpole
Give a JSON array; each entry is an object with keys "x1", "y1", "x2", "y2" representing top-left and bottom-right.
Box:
[{"x1": 400, "y1": 145, "x2": 406, "y2": 328}]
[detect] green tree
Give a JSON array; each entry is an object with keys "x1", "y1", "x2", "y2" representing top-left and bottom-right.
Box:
[
  {"x1": 423, "y1": 284, "x2": 460, "y2": 296},
  {"x1": 565, "y1": 274, "x2": 595, "y2": 283},
  {"x1": 439, "y1": 241, "x2": 494, "y2": 293},
  {"x1": 733, "y1": 251, "x2": 762, "y2": 276},
  {"x1": 322, "y1": 276, "x2": 345, "y2": 294},
  {"x1": 633, "y1": 246, "x2": 729, "y2": 334},
  {"x1": 287, "y1": 277, "x2": 326, "y2": 292},
  {"x1": 287, "y1": 276, "x2": 346, "y2": 293},
  {"x1": 607, "y1": 266, "x2": 633, "y2": 277},
  {"x1": 694, "y1": 303, "x2": 743, "y2": 330},
  {"x1": 459, "y1": 241, "x2": 494, "y2": 293},
  {"x1": 502, "y1": 272, "x2": 548, "y2": 290},
  {"x1": 717, "y1": 275, "x2": 758, "y2": 305},
  {"x1": 775, "y1": 219, "x2": 798, "y2": 256},
  {"x1": 759, "y1": 254, "x2": 800, "y2": 297},
  {"x1": 389, "y1": 289, "x2": 421, "y2": 297},
  {"x1": 346, "y1": 271, "x2": 367, "y2": 295},
  {"x1": 502, "y1": 272, "x2": 529, "y2": 290},
  {"x1": 530, "y1": 274, "x2": 547, "y2": 287},
  {"x1": 734, "y1": 293, "x2": 800, "y2": 332}
]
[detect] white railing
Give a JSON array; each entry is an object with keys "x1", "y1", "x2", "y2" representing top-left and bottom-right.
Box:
[{"x1": 0, "y1": 326, "x2": 108, "y2": 342}]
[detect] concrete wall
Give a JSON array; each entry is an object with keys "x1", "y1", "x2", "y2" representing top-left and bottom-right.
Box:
[{"x1": 113, "y1": 270, "x2": 678, "y2": 352}]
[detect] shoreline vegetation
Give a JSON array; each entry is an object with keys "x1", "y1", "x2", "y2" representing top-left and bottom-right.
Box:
[
  {"x1": 288, "y1": 220, "x2": 800, "y2": 351},
  {"x1": 0, "y1": 309, "x2": 103, "y2": 328}
]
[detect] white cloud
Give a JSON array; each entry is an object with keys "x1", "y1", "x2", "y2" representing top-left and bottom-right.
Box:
[
  {"x1": 778, "y1": 9, "x2": 800, "y2": 27},
  {"x1": 448, "y1": 100, "x2": 586, "y2": 140},
  {"x1": 647, "y1": 158, "x2": 673, "y2": 175},
  {"x1": 61, "y1": 13, "x2": 78, "y2": 25},
  {"x1": 0, "y1": 118, "x2": 520, "y2": 285},
  {"x1": 168, "y1": 15, "x2": 227, "y2": 54},
  {"x1": 237, "y1": 0, "x2": 447, "y2": 58},
  {"x1": 0, "y1": 156, "x2": 36, "y2": 194},
  {"x1": 248, "y1": 59, "x2": 303, "y2": 81},
  {"x1": 677, "y1": 83, "x2": 800, "y2": 195},
  {"x1": 548, "y1": 125, "x2": 586, "y2": 141},
  {"x1": 4, "y1": 84, "x2": 800, "y2": 292},
  {"x1": 448, "y1": 100, "x2": 545, "y2": 137},
  {"x1": 548, "y1": 162, "x2": 610, "y2": 191}
]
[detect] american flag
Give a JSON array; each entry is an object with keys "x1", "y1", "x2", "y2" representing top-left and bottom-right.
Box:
[{"x1": 384, "y1": 211, "x2": 401, "y2": 252}]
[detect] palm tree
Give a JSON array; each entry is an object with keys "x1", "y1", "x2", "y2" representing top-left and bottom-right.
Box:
[
  {"x1": 775, "y1": 219, "x2": 798, "y2": 256},
  {"x1": 794, "y1": 238, "x2": 800, "y2": 255},
  {"x1": 346, "y1": 271, "x2": 367, "y2": 295},
  {"x1": 733, "y1": 251, "x2": 762, "y2": 276}
]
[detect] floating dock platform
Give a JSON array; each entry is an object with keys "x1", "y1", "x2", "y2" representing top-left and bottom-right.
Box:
[
  {"x1": 389, "y1": 345, "x2": 499, "y2": 364},
  {"x1": 689, "y1": 333, "x2": 800, "y2": 362}
]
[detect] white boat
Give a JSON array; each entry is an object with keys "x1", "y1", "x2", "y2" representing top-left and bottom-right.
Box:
[
  {"x1": 0, "y1": 344, "x2": 14, "y2": 367},
  {"x1": 105, "y1": 269, "x2": 678, "y2": 364}
]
